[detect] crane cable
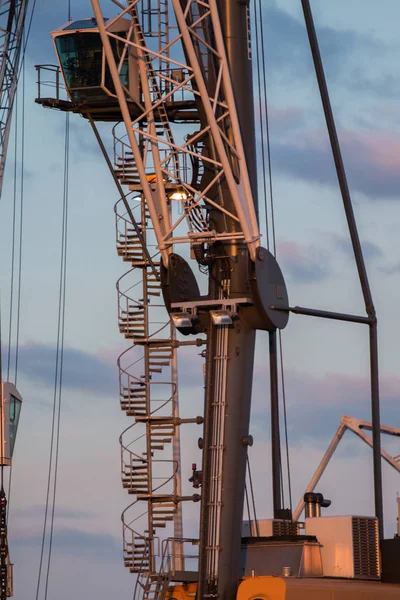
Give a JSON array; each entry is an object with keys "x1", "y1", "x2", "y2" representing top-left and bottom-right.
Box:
[
  {"x1": 35, "y1": 112, "x2": 69, "y2": 600},
  {"x1": 253, "y1": 0, "x2": 293, "y2": 516},
  {"x1": 5, "y1": 52, "x2": 26, "y2": 522}
]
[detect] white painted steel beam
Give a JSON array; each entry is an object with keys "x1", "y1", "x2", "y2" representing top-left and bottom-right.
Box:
[{"x1": 293, "y1": 415, "x2": 400, "y2": 521}]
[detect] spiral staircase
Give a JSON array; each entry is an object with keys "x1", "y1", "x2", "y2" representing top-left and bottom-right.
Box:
[{"x1": 111, "y1": 5, "x2": 204, "y2": 598}]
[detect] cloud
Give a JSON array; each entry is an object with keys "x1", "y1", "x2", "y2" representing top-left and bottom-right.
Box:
[
  {"x1": 255, "y1": 104, "x2": 306, "y2": 135},
  {"x1": 259, "y1": 3, "x2": 383, "y2": 83},
  {"x1": 251, "y1": 368, "x2": 400, "y2": 443},
  {"x1": 270, "y1": 128, "x2": 400, "y2": 200},
  {"x1": 13, "y1": 527, "x2": 121, "y2": 561},
  {"x1": 277, "y1": 240, "x2": 332, "y2": 283},
  {"x1": 379, "y1": 262, "x2": 400, "y2": 276},
  {"x1": 333, "y1": 235, "x2": 383, "y2": 261},
  {"x1": 16, "y1": 343, "x2": 118, "y2": 397},
  {"x1": 12, "y1": 505, "x2": 96, "y2": 521}
]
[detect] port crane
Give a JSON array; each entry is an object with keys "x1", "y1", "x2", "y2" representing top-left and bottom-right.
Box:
[
  {"x1": 0, "y1": 1, "x2": 29, "y2": 597},
  {"x1": 34, "y1": 1, "x2": 400, "y2": 599}
]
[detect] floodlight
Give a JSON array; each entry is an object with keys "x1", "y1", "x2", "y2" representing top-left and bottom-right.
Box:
[
  {"x1": 171, "y1": 312, "x2": 192, "y2": 328},
  {"x1": 169, "y1": 190, "x2": 188, "y2": 201},
  {"x1": 210, "y1": 310, "x2": 233, "y2": 326}
]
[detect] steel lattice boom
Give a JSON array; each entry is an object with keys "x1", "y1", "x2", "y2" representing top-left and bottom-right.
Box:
[{"x1": 0, "y1": 0, "x2": 29, "y2": 198}]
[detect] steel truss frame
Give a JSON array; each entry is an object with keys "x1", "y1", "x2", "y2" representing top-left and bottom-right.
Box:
[
  {"x1": 90, "y1": 0, "x2": 260, "y2": 265},
  {"x1": 0, "y1": 0, "x2": 29, "y2": 198},
  {"x1": 293, "y1": 415, "x2": 400, "y2": 522}
]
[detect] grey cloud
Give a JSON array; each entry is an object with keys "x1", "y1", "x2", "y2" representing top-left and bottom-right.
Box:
[
  {"x1": 14, "y1": 527, "x2": 121, "y2": 561},
  {"x1": 270, "y1": 136, "x2": 400, "y2": 200},
  {"x1": 282, "y1": 260, "x2": 331, "y2": 284},
  {"x1": 12, "y1": 505, "x2": 96, "y2": 521},
  {"x1": 16, "y1": 343, "x2": 118, "y2": 397},
  {"x1": 379, "y1": 262, "x2": 400, "y2": 276},
  {"x1": 251, "y1": 369, "x2": 400, "y2": 444},
  {"x1": 259, "y1": 3, "x2": 382, "y2": 82},
  {"x1": 278, "y1": 242, "x2": 332, "y2": 284},
  {"x1": 333, "y1": 236, "x2": 383, "y2": 261}
]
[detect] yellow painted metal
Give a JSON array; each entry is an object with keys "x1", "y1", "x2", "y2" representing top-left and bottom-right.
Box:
[{"x1": 237, "y1": 576, "x2": 400, "y2": 600}]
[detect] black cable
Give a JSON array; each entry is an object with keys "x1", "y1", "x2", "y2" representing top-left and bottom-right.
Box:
[
  {"x1": 244, "y1": 483, "x2": 252, "y2": 536},
  {"x1": 14, "y1": 55, "x2": 25, "y2": 385},
  {"x1": 6, "y1": 49, "x2": 26, "y2": 521},
  {"x1": 43, "y1": 112, "x2": 69, "y2": 600},
  {"x1": 255, "y1": 0, "x2": 293, "y2": 515},
  {"x1": 257, "y1": 0, "x2": 276, "y2": 256},
  {"x1": 19, "y1": 0, "x2": 38, "y2": 76},
  {"x1": 6, "y1": 90, "x2": 18, "y2": 383},
  {"x1": 35, "y1": 109, "x2": 69, "y2": 600},
  {"x1": 0, "y1": 296, "x2": 4, "y2": 493},
  {"x1": 279, "y1": 331, "x2": 293, "y2": 517},
  {"x1": 252, "y1": 0, "x2": 270, "y2": 250},
  {"x1": 246, "y1": 455, "x2": 259, "y2": 536}
]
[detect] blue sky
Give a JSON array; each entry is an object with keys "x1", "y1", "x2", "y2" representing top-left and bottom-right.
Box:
[{"x1": 1, "y1": 1, "x2": 400, "y2": 598}]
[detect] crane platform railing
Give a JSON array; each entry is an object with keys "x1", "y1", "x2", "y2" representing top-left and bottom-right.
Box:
[{"x1": 134, "y1": 537, "x2": 200, "y2": 600}]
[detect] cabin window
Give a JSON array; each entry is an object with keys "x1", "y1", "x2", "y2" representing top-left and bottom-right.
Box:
[
  {"x1": 55, "y1": 32, "x2": 128, "y2": 98},
  {"x1": 9, "y1": 395, "x2": 21, "y2": 457}
]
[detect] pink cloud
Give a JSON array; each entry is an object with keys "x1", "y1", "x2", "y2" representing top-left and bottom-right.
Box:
[
  {"x1": 276, "y1": 240, "x2": 331, "y2": 283},
  {"x1": 271, "y1": 124, "x2": 400, "y2": 199}
]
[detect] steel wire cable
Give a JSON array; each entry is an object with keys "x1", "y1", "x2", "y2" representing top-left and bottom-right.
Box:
[
  {"x1": 35, "y1": 111, "x2": 69, "y2": 600},
  {"x1": 14, "y1": 55, "x2": 25, "y2": 385},
  {"x1": 246, "y1": 456, "x2": 259, "y2": 536},
  {"x1": 252, "y1": 0, "x2": 269, "y2": 250},
  {"x1": 6, "y1": 51, "x2": 26, "y2": 522},
  {"x1": 6, "y1": 90, "x2": 18, "y2": 383},
  {"x1": 43, "y1": 111, "x2": 69, "y2": 600},
  {"x1": 0, "y1": 298, "x2": 4, "y2": 493},
  {"x1": 253, "y1": 0, "x2": 293, "y2": 515},
  {"x1": 19, "y1": 0, "x2": 37, "y2": 77},
  {"x1": 257, "y1": 0, "x2": 276, "y2": 257},
  {"x1": 279, "y1": 330, "x2": 293, "y2": 518},
  {"x1": 244, "y1": 483, "x2": 252, "y2": 534}
]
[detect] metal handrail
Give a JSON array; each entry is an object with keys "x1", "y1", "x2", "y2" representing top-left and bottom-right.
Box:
[{"x1": 35, "y1": 64, "x2": 65, "y2": 102}]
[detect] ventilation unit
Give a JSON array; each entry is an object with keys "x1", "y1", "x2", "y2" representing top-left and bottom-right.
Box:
[
  {"x1": 305, "y1": 516, "x2": 380, "y2": 580},
  {"x1": 243, "y1": 519, "x2": 299, "y2": 537}
]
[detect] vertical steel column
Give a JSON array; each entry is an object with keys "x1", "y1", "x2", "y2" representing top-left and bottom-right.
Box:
[
  {"x1": 269, "y1": 330, "x2": 282, "y2": 517},
  {"x1": 301, "y1": 0, "x2": 383, "y2": 539},
  {"x1": 369, "y1": 319, "x2": 383, "y2": 539},
  {"x1": 397, "y1": 496, "x2": 400, "y2": 537},
  {"x1": 217, "y1": 0, "x2": 258, "y2": 205},
  {"x1": 198, "y1": 2, "x2": 259, "y2": 598},
  {"x1": 142, "y1": 200, "x2": 155, "y2": 571},
  {"x1": 171, "y1": 332, "x2": 184, "y2": 571}
]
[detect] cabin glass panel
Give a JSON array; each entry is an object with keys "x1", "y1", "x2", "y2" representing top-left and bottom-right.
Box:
[
  {"x1": 55, "y1": 31, "x2": 129, "y2": 101},
  {"x1": 9, "y1": 394, "x2": 21, "y2": 457}
]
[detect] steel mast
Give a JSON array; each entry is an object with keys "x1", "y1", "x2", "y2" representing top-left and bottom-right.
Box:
[
  {"x1": 0, "y1": 2, "x2": 29, "y2": 598},
  {"x1": 197, "y1": 3, "x2": 259, "y2": 598},
  {"x1": 0, "y1": 0, "x2": 29, "y2": 198}
]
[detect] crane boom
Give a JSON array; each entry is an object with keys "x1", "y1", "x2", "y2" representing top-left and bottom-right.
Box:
[{"x1": 0, "y1": 0, "x2": 29, "y2": 198}]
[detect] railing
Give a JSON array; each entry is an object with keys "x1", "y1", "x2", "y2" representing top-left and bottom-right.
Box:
[
  {"x1": 160, "y1": 537, "x2": 200, "y2": 577},
  {"x1": 133, "y1": 538, "x2": 200, "y2": 600},
  {"x1": 35, "y1": 64, "x2": 65, "y2": 102}
]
